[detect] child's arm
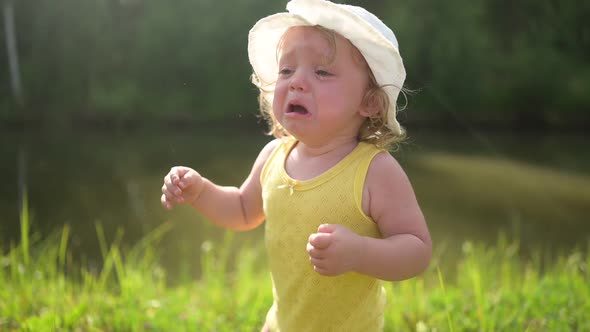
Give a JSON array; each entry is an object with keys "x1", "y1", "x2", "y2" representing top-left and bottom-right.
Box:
[
  {"x1": 307, "y1": 152, "x2": 431, "y2": 281},
  {"x1": 161, "y1": 139, "x2": 280, "y2": 231}
]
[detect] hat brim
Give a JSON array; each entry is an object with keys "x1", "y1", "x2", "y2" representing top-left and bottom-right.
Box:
[{"x1": 248, "y1": 13, "x2": 309, "y2": 92}]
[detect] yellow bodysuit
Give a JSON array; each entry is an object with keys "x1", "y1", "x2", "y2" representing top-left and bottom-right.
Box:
[{"x1": 261, "y1": 138, "x2": 386, "y2": 332}]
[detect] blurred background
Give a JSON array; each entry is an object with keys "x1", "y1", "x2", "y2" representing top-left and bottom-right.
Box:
[{"x1": 1, "y1": 0, "x2": 589, "y2": 283}]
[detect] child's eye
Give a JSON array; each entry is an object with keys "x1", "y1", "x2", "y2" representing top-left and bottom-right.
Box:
[
  {"x1": 316, "y1": 70, "x2": 332, "y2": 77},
  {"x1": 279, "y1": 68, "x2": 293, "y2": 76}
]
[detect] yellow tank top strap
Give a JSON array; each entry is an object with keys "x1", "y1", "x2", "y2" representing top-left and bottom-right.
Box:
[
  {"x1": 354, "y1": 146, "x2": 385, "y2": 221},
  {"x1": 260, "y1": 137, "x2": 295, "y2": 185}
]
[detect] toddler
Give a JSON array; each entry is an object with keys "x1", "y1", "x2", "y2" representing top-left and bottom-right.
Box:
[{"x1": 161, "y1": 0, "x2": 431, "y2": 331}]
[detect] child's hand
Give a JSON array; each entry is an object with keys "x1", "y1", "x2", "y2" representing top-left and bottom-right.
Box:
[
  {"x1": 306, "y1": 224, "x2": 365, "y2": 276},
  {"x1": 161, "y1": 166, "x2": 205, "y2": 210}
]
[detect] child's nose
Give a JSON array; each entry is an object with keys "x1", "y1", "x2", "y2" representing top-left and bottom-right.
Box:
[{"x1": 289, "y1": 70, "x2": 309, "y2": 92}]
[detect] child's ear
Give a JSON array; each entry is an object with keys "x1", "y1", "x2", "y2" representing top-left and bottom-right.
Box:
[{"x1": 359, "y1": 91, "x2": 381, "y2": 118}]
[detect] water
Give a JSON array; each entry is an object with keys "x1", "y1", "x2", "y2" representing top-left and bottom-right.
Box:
[{"x1": 1, "y1": 126, "x2": 589, "y2": 281}]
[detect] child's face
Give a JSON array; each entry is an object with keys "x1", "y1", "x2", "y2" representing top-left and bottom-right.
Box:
[{"x1": 272, "y1": 26, "x2": 370, "y2": 144}]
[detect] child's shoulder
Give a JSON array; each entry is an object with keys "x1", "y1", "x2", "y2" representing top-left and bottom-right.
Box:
[
  {"x1": 258, "y1": 138, "x2": 283, "y2": 160},
  {"x1": 256, "y1": 137, "x2": 292, "y2": 167},
  {"x1": 366, "y1": 150, "x2": 410, "y2": 188},
  {"x1": 364, "y1": 150, "x2": 421, "y2": 223}
]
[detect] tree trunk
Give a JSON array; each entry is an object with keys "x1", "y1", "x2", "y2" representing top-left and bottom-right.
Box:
[{"x1": 3, "y1": 0, "x2": 24, "y2": 107}]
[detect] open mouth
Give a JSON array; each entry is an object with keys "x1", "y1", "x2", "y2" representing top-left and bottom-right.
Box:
[{"x1": 287, "y1": 103, "x2": 309, "y2": 115}]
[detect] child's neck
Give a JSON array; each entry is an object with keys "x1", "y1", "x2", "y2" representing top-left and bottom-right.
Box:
[
  {"x1": 296, "y1": 136, "x2": 359, "y2": 158},
  {"x1": 286, "y1": 136, "x2": 360, "y2": 181}
]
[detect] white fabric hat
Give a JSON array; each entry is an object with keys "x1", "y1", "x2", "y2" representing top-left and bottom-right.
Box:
[{"x1": 248, "y1": 0, "x2": 405, "y2": 135}]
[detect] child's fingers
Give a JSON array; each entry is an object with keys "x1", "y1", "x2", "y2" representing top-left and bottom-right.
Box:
[
  {"x1": 312, "y1": 265, "x2": 334, "y2": 276},
  {"x1": 309, "y1": 256, "x2": 324, "y2": 268},
  {"x1": 178, "y1": 174, "x2": 189, "y2": 189},
  {"x1": 308, "y1": 233, "x2": 332, "y2": 249},
  {"x1": 162, "y1": 184, "x2": 183, "y2": 203},
  {"x1": 309, "y1": 256, "x2": 333, "y2": 275},
  {"x1": 162, "y1": 167, "x2": 197, "y2": 210},
  {"x1": 163, "y1": 180, "x2": 181, "y2": 197},
  {"x1": 179, "y1": 171, "x2": 199, "y2": 189},
  {"x1": 164, "y1": 174, "x2": 177, "y2": 190},
  {"x1": 306, "y1": 242, "x2": 326, "y2": 258},
  {"x1": 173, "y1": 166, "x2": 191, "y2": 178},
  {"x1": 317, "y1": 223, "x2": 336, "y2": 233},
  {"x1": 169, "y1": 166, "x2": 189, "y2": 185},
  {"x1": 160, "y1": 194, "x2": 173, "y2": 210}
]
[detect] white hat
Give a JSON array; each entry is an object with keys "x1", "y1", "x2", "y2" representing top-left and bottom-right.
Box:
[{"x1": 248, "y1": 0, "x2": 405, "y2": 135}]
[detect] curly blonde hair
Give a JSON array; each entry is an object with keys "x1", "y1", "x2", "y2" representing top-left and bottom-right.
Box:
[{"x1": 251, "y1": 26, "x2": 406, "y2": 150}]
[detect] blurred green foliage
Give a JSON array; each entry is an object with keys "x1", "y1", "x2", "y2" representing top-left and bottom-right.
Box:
[{"x1": 1, "y1": 0, "x2": 588, "y2": 127}]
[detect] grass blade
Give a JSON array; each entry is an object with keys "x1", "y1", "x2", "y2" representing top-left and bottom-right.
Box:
[{"x1": 20, "y1": 192, "x2": 30, "y2": 267}]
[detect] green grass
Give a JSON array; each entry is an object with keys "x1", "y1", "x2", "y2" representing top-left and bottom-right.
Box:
[{"x1": 1, "y1": 197, "x2": 589, "y2": 331}]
